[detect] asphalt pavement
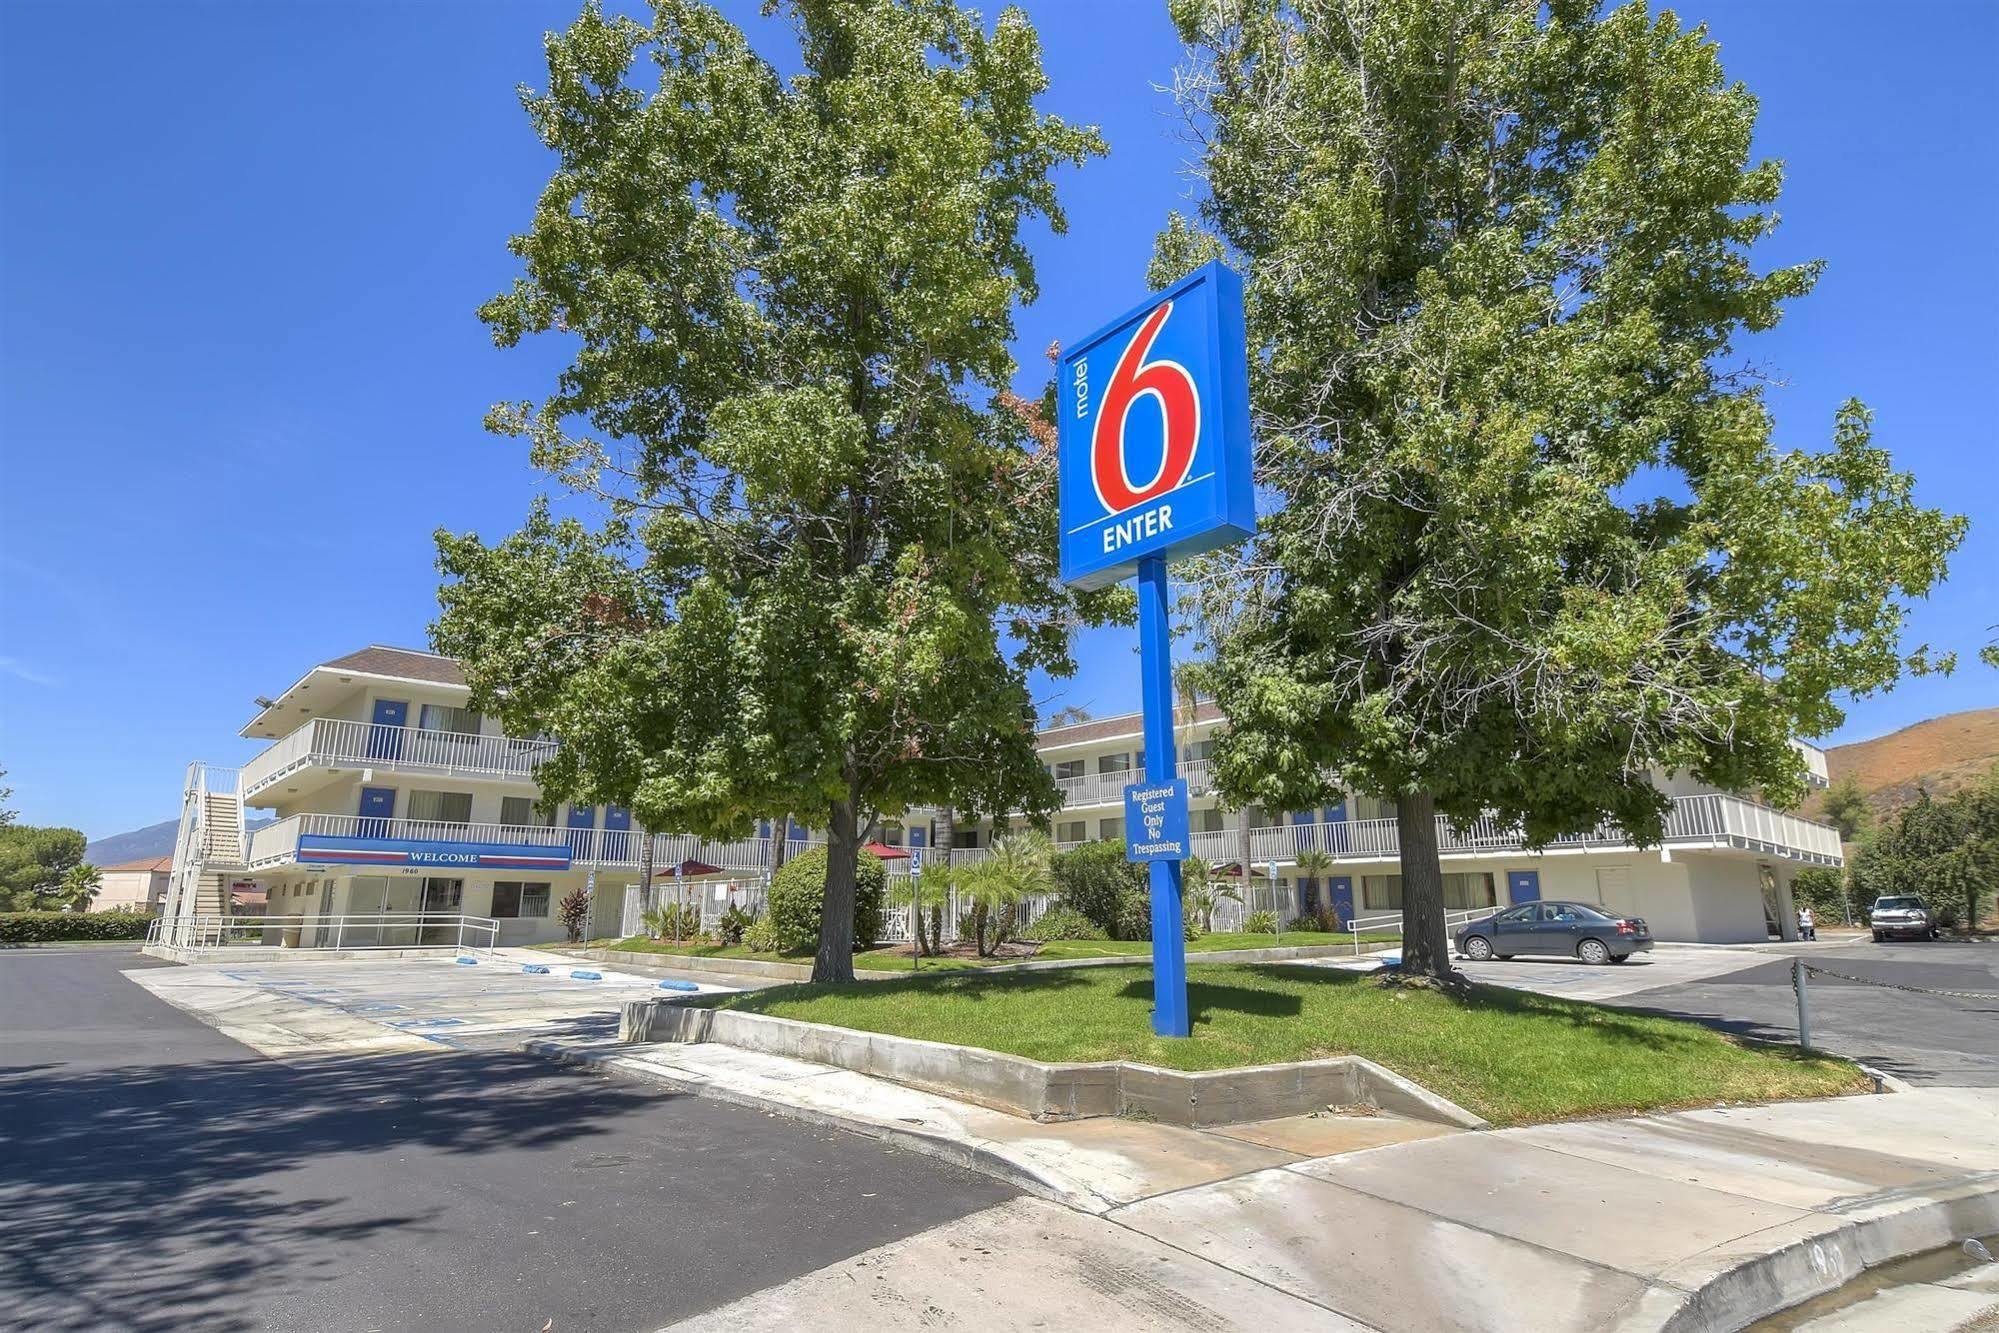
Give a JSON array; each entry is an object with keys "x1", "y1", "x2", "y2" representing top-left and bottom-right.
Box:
[
  {"x1": 0, "y1": 947, "x2": 1016, "y2": 1332},
  {"x1": 1606, "y1": 940, "x2": 1999, "y2": 1086}
]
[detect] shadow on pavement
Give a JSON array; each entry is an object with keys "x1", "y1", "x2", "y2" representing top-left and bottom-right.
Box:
[{"x1": 0, "y1": 1047, "x2": 661, "y2": 1331}]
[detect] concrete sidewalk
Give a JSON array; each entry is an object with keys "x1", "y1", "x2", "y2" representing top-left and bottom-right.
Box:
[{"x1": 535, "y1": 1032, "x2": 1999, "y2": 1332}]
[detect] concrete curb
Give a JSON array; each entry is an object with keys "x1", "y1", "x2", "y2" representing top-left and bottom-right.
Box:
[
  {"x1": 1613, "y1": 1175, "x2": 1999, "y2": 1332},
  {"x1": 521, "y1": 1036, "x2": 1095, "y2": 1210},
  {"x1": 572, "y1": 939, "x2": 1377, "y2": 984},
  {"x1": 620, "y1": 1000, "x2": 1488, "y2": 1130}
]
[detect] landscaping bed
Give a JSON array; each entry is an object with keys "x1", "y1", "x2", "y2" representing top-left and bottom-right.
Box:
[
  {"x1": 680, "y1": 962, "x2": 1868, "y2": 1126},
  {"x1": 604, "y1": 928, "x2": 1396, "y2": 973}
]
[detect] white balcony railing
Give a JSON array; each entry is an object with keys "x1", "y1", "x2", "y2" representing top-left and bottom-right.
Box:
[
  {"x1": 1052, "y1": 757, "x2": 1218, "y2": 808},
  {"x1": 241, "y1": 718, "x2": 558, "y2": 799},
  {"x1": 243, "y1": 791, "x2": 1841, "y2": 877}
]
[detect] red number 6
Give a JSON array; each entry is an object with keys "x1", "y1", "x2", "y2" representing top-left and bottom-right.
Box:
[{"x1": 1091, "y1": 302, "x2": 1200, "y2": 514}]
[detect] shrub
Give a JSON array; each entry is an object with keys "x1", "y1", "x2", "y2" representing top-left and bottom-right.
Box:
[
  {"x1": 643, "y1": 901, "x2": 704, "y2": 941},
  {"x1": 768, "y1": 847, "x2": 886, "y2": 954},
  {"x1": 1288, "y1": 915, "x2": 1321, "y2": 933},
  {"x1": 1017, "y1": 905, "x2": 1106, "y2": 943},
  {"x1": 557, "y1": 888, "x2": 591, "y2": 943},
  {"x1": 0, "y1": 911, "x2": 154, "y2": 944},
  {"x1": 1115, "y1": 886, "x2": 1152, "y2": 942},
  {"x1": 1790, "y1": 866, "x2": 1852, "y2": 921},
  {"x1": 1052, "y1": 840, "x2": 1145, "y2": 937},
  {"x1": 742, "y1": 914, "x2": 783, "y2": 954},
  {"x1": 1243, "y1": 910, "x2": 1278, "y2": 935},
  {"x1": 713, "y1": 904, "x2": 756, "y2": 946}
]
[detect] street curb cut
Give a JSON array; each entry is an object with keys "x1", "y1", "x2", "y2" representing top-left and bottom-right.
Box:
[
  {"x1": 1613, "y1": 1175, "x2": 1999, "y2": 1332},
  {"x1": 519, "y1": 1036, "x2": 1103, "y2": 1212}
]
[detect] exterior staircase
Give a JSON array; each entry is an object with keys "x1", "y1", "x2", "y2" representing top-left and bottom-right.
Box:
[{"x1": 156, "y1": 763, "x2": 246, "y2": 951}]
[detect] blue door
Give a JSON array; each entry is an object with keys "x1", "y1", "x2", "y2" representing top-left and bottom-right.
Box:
[
  {"x1": 1507, "y1": 869, "x2": 1542, "y2": 905},
  {"x1": 358, "y1": 786, "x2": 396, "y2": 837},
  {"x1": 603, "y1": 805, "x2": 632, "y2": 861},
  {"x1": 908, "y1": 826, "x2": 926, "y2": 848},
  {"x1": 367, "y1": 699, "x2": 408, "y2": 759},
  {"x1": 1329, "y1": 876, "x2": 1355, "y2": 927}
]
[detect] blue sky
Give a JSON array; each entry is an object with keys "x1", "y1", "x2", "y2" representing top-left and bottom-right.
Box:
[{"x1": 2, "y1": 1, "x2": 1993, "y2": 839}]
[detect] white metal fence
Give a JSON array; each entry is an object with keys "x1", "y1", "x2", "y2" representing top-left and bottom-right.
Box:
[{"x1": 147, "y1": 912, "x2": 500, "y2": 956}]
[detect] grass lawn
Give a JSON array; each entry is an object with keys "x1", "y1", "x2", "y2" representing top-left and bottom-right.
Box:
[
  {"x1": 688, "y1": 962, "x2": 1867, "y2": 1126},
  {"x1": 602, "y1": 928, "x2": 1390, "y2": 972}
]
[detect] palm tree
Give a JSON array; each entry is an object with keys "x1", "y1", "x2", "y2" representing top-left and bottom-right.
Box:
[
  {"x1": 1182, "y1": 856, "x2": 1239, "y2": 932},
  {"x1": 956, "y1": 831, "x2": 1053, "y2": 956},
  {"x1": 1294, "y1": 848, "x2": 1335, "y2": 926},
  {"x1": 897, "y1": 863, "x2": 948, "y2": 956},
  {"x1": 56, "y1": 863, "x2": 100, "y2": 913}
]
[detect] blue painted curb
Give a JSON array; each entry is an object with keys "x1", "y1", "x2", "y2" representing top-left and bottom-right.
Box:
[
  {"x1": 455, "y1": 956, "x2": 479, "y2": 966},
  {"x1": 522, "y1": 963, "x2": 550, "y2": 974},
  {"x1": 570, "y1": 969, "x2": 602, "y2": 981},
  {"x1": 656, "y1": 979, "x2": 699, "y2": 992}
]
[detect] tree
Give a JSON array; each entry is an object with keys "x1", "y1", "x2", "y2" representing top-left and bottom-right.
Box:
[
  {"x1": 1047, "y1": 706, "x2": 1093, "y2": 727},
  {"x1": 434, "y1": 0, "x2": 1117, "y2": 982},
  {"x1": 1051, "y1": 838, "x2": 1145, "y2": 937},
  {"x1": 0, "y1": 766, "x2": 14, "y2": 827},
  {"x1": 1850, "y1": 769, "x2": 1999, "y2": 931},
  {"x1": 954, "y1": 830, "x2": 1052, "y2": 955},
  {"x1": 1160, "y1": 0, "x2": 1966, "y2": 978},
  {"x1": 0, "y1": 824, "x2": 87, "y2": 912},
  {"x1": 1294, "y1": 847, "x2": 1335, "y2": 920},
  {"x1": 1789, "y1": 865, "x2": 1851, "y2": 924},
  {"x1": 1819, "y1": 775, "x2": 1872, "y2": 843},
  {"x1": 56, "y1": 863, "x2": 101, "y2": 913}
]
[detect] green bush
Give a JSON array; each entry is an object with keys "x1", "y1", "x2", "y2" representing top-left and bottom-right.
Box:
[
  {"x1": 768, "y1": 847, "x2": 886, "y2": 953},
  {"x1": 1243, "y1": 910, "x2": 1278, "y2": 935},
  {"x1": 1790, "y1": 866, "x2": 1852, "y2": 920},
  {"x1": 643, "y1": 902, "x2": 704, "y2": 941},
  {"x1": 713, "y1": 904, "x2": 756, "y2": 946},
  {"x1": 743, "y1": 914, "x2": 783, "y2": 954},
  {"x1": 1052, "y1": 840, "x2": 1146, "y2": 938},
  {"x1": 1017, "y1": 905, "x2": 1107, "y2": 943},
  {"x1": 0, "y1": 911, "x2": 154, "y2": 943}
]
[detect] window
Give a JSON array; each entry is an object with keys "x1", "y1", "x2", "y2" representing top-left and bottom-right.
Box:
[
  {"x1": 878, "y1": 825, "x2": 904, "y2": 846},
  {"x1": 418, "y1": 703, "x2": 483, "y2": 736},
  {"x1": 1444, "y1": 872, "x2": 1498, "y2": 911},
  {"x1": 1364, "y1": 872, "x2": 1495, "y2": 912},
  {"x1": 1496, "y1": 905, "x2": 1535, "y2": 924},
  {"x1": 1057, "y1": 821, "x2": 1086, "y2": 844},
  {"x1": 1194, "y1": 807, "x2": 1226, "y2": 833},
  {"x1": 1362, "y1": 874, "x2": 1402, "y2": 911},
  {"x1": 420, "y1": 878, "x2": 462, "y2": 911},
  {"x1": 492, "y1": 881, "x2": 551, "y2": 918},
  {"x1": 407, "y1": 790, "x2": 473, "y2": 825},
  {"x1": 1097, "y1": 752, "x2": 1131, "y2": 775},
  {"x1": 1184, "y1": 738, "x2": 1216, "y2": 762},
  {"x1": 500, "y1": 796, "x2": 553, "y2": 827},
  {"x1": 1053, "y1": 759, "x2": 1085, "y2": 781},
  {"x1": 1099, "y1": 817, "x2": 1124, "y2": 841}
]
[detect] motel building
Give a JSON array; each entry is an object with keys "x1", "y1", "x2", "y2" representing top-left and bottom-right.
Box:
[{"x1": 155, "y1": 645, "x2": 1842, "y2": 955}]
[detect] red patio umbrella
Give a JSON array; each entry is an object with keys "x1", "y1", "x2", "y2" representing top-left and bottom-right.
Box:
[
  {"x1": 654, "y1": 859, "x2": 724, "y2": 878},
  {"x1": 859, "y1": 841, "x2": 911, "y2": 861}
]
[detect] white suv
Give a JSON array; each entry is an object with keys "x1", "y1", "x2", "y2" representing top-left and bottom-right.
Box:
[{"x1": 1870, "y1": 895, "x2": 1938, "y2": 942}]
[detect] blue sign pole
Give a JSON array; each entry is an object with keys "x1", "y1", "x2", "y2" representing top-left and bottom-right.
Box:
[
  {"x1": 1056, "y1": 259, "x2": 1254, "y2": 1040},
  {"x1": 1136, "y1": 556, "x2": 1190, "y2": 1036}
]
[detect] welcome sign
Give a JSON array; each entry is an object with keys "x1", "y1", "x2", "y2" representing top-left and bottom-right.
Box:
[
  {"x1": 1057, "y1": 260, "x2": 1255, "y2": 590},
  {"x1": 296, "y1": 835, "x2": 574, "y2": 872}
]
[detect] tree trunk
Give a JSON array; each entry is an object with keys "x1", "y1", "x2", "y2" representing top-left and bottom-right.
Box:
[
  {"x1": 814, "y1": 785, "x2": 860, "y2": 983},
  {"x1": 767, "y1": 812, "x2": 791, "y2": 881},
  {"x1": 1236, "y1": 806, "x2": 1254, "y2": 914},
  {"x1": 635, "y1": 823, "x2": 655, "y2": 938},
  {"x1": 1396, "y1": 792, "x2": 1453, "y2": 979},
  {"x1": 934, "y1": 805, "x2": 954, "y2": 954}
]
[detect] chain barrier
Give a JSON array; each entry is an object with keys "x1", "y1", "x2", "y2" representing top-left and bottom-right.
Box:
[{"x1": 1798, "y1": 961, "x2": 1999, "y2": 1002}]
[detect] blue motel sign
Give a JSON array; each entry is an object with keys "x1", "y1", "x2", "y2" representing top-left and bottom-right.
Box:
[{"x1": 1057, "y1": 261, "x2": 1255, "y2": 1037}]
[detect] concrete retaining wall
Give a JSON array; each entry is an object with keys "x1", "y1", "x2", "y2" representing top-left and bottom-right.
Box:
[{"x1": 622, "y1": 999, "x2": 1486, "y2": 1130}]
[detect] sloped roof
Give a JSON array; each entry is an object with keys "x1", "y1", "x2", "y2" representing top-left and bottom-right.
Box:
[
  {"x1": 1037, "y1": 699, "x2": 1225, "y2": 748},
  {"x1": 103, "y1": 856, "x2": 173, "y2": 874},
  {"x1": 320, "y1": 646, "x2": 466, "y2": 686}
]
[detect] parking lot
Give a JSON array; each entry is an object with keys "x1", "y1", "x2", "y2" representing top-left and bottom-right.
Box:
[
  {"x1": 130, "y1": 949, "x2": 743, "y2": 1057},
  {"x1": 1447, "y1": 939, "x2": 1999, "y2": 1086}
]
